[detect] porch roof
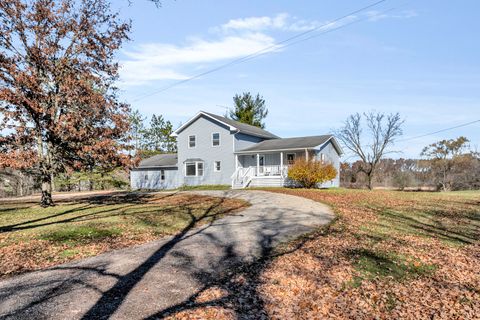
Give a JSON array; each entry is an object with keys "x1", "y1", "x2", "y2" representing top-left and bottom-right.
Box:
[{"x1": 235, "y1": 135, "x2": 334, "y2": 154}]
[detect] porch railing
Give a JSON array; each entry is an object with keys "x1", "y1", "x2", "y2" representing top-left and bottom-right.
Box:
[{"x1": 232, "y1": 165, "x2": 289, "y2": 188}]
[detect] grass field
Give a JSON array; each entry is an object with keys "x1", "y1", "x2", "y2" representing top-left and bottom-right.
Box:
[
  {"x1": 0, "y1": 191, "x2": 248, "y2": 278},
  {"x1": 165, "y1": 189, "x2": 480, "y2": 320}
]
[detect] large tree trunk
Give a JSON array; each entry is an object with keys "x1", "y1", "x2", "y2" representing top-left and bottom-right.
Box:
[
  {"x1": 40, "y1": 173, "x2": 54, "y2": 207},
  {"x1": 367, "y1": 172, "x2": 374, "y2": 190},
  {"x1": 38, "y1": 136, "x2": 55, "y2": 207}
]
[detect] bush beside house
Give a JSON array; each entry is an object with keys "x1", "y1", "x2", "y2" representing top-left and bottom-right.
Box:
[{"x1": 287, "y1": 159, "x2": 337, "y2": 188}]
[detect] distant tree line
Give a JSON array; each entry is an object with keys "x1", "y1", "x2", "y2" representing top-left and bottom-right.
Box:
[{"x1": 341, "y1": 137, "x2": 480, "y2": 191}]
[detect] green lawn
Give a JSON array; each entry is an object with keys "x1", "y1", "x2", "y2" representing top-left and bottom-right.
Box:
[{"x1": 0, "y1": 191, "x2": 248, "y2": 278}]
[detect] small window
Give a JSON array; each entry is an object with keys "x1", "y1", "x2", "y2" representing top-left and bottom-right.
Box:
[
  {"x1": 186, "y1": 162, "x2": 196, "y2": 176},
  {"x1": 160, "y1": 169, "x2": 165, "y2": 181},
  {"x1": 197, "y1": 162, "x2": 204, "y2": 176},
  {"x1": 214, "y1": 161, "x2": 221, "y2": 172},
  {"x1": 144, "y1": 174, "x2": 148, "y2": 181},
  {"x1": 188, "y1": 135, "x2": 196, "y2": 148},
  {"x1": 212, "y1": 133, "x2": 220, "y2": 146},
  {"x1": 320, "y1": 153, "x2": 325, "y2": 163}
]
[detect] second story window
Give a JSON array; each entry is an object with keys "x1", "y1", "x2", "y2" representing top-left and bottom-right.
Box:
[
  {"x1": 212, "y1": 133, "x2": 220, "y2": 146},
  {"x1": 188, "y1": 135, "x2": 196, "y2": 148}
]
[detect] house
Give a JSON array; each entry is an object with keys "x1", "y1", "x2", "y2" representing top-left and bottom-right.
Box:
[{"x1": 130, "y1": 111, "x2": 343, "y2": 189}]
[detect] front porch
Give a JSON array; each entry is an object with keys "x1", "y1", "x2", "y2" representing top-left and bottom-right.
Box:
[{"x1": 231, "y1": 149, "x2": 312, "y2": 189}]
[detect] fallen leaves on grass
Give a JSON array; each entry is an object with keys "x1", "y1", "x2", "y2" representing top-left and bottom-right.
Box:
[
  {"x1": 260, "y1": 189, "x2": 480, "y2": 319},
  {"x1": 163, "y1": 189, "x2": 479, "y2": 319}
]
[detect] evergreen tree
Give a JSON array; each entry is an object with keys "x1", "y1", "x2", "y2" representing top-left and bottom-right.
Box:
[
  {"x1": 143, "y1": 114, "x2": 177, "y2": 153},
  {"x1": 227, "y1": 92, "x2": 269, "y2": 129},
  {"x1": 129, "y1": 110, "x2": 147, "y2": 155}
]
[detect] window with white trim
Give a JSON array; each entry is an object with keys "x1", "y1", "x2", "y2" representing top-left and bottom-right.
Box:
[
  {"x1": 160, "y1": 169, "x2": 165, "y2": 181},
  {"x1": 185, "y1": 161, "x2": 204, "y2": 176},
  {"x1": 188, "y1": 135, "x2": 196, "y2": 148},
  {"x1": 212, "y1": 133, "x2": 220, "y2": 146},
  {"x1": 214, "y1": 161, "x2": 221, "y2": 172},
  {"x1": 320, "y1": 153, "x2": 325, "y2": 163}
]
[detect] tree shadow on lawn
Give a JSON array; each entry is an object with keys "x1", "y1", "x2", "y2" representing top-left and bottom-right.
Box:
[
  {"x1": 0, "y1": 192, "x2": 177, "y2": 233},
  {"x1": 377, "y1": 208, "x2": 479, "y2": 245}
]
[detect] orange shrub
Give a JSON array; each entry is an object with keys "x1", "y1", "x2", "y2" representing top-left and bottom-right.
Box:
[{"x1": 287, "y1": 159, "x2": 337, "y2": 188}]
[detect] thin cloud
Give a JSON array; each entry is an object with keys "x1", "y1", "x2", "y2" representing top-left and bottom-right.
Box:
[
  {"x1": 217, "y1": 13, "x2": 324, "y2": 33},
  {"x1": 219, "y1": 13, "x2": 290, "y2": 32},
  {"x1": 366, "y1": 10, "x2": 418, "y2": 22},
  {"x1": 119, "y1": 33, "x2": 276, "y2": 86}
]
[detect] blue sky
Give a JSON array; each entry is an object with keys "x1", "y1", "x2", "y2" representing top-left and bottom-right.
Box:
[{"x1": 114, "y1": 0, "x2": 480, "y2": 158}]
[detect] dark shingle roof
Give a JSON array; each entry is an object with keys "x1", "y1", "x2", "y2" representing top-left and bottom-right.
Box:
[
  {"x1": 201, "y1": 112, "x2": 280, "y2": 139},
  {"x1": 236, "y1": 135, "x2": 333, "y2": 153},
  {"x1": 137, "y1": 153, "x2": 178, "y2": 168}
]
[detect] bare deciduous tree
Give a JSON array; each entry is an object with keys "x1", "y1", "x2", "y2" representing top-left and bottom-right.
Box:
[{"x1": 337, "y1": 112, "x2": 404, "y2": 190}]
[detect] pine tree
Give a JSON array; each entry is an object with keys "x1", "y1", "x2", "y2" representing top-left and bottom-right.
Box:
[{"x1": 228, "y1": 92, "x2": 269, "y2": 129}]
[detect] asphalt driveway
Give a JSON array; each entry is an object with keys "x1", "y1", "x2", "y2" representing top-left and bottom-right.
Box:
[{"x1": 0, "y1": 190, "x2": 333, "y2": 319}]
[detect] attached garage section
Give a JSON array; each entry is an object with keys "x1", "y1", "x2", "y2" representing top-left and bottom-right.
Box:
[{"x1": 130, "y1": 154, "x2": 179, "y2": 190}]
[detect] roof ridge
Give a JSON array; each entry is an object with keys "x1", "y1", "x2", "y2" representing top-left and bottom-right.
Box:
[{"x1": 200, "y1": 111, "x2": 279, "y2": 139}]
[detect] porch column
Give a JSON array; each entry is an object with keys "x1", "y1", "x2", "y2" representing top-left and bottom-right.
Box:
[
  {"x1": 256, "y1": 153, "x2": 260, "y2": 176},
  {"x1": 235, "y1": 154, "x2": 239, "y2": 169},
  {"x1": 305, "y1": 148, "x2": 309, "y2": 161},
  {"x1": 280, "y1": 152, "x2": 284, "y2": 175}
]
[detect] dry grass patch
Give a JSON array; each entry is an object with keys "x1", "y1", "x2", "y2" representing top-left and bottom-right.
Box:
[{"x1": 0, "y1": 192, "x2": 248, "y2": 278}]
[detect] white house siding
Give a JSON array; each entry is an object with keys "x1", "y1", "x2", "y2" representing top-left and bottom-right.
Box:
[
  {"x1": 315, "y1": 141, "x2": 341, "y2": 188},
  {"x1": 234, "y1": 133, "x2": 264, "y2": 151},
  {"x1": 176, "y1": 115, "x2": 236, "y2": 186},
  {"x1": 130, "y1": 168, "x2": 179, "y2": 190}
]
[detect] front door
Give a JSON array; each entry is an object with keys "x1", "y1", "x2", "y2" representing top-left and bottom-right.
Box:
[
  {"x1": 287, "y1": 153, "x2": 296, "y2": 165},
  {"x1": 259, "y1": 155, "x2": 265, "y2": 174}
]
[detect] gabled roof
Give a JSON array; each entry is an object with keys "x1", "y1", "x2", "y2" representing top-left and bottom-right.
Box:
[
  {"x1": 137, "y1": 153, "x2": 178, "y2": 168},
  {"x1": 235, "y1": 135, "x2": 343, "y2": 154},
  {"x1": 172, "y1": 111, "x2": 279, "y2": 140}
]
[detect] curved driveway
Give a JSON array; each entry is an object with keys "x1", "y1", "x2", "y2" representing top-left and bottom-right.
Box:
[{"x1": 0, "y1": 190, "x2": 333, "y2": 319}]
